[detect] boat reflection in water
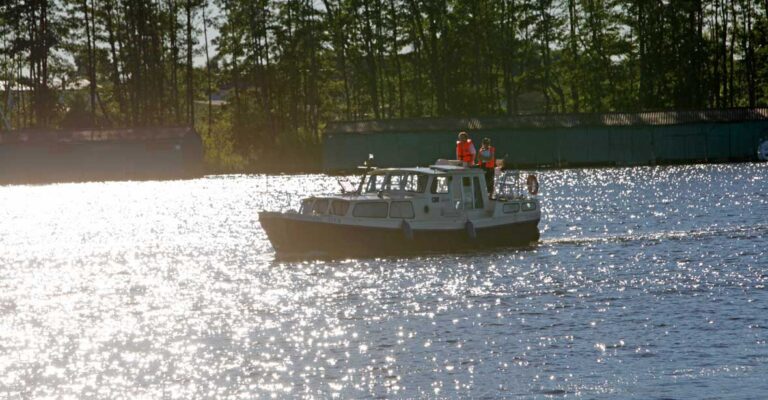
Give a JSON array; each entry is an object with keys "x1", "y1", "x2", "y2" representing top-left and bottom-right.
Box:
[{"x1": 259, "y1": 159, "x2": 541, "y2": 258}]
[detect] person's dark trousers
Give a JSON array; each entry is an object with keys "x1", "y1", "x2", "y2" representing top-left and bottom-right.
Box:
[{"x1": 482, "y1": 166, "x2": 494, "y2": 193}]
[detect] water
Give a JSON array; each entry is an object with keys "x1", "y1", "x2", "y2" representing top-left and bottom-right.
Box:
[{"x1": 1, "y1": 164, "x2": 766, "y2": 399}]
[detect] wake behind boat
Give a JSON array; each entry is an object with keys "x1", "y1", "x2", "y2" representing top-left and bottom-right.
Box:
[{"x1": 259, "y1": 160, "x2": 541, "y2": 258}]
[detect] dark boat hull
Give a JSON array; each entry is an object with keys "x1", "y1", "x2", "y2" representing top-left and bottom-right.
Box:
[{"x1": 259, "y1": 212, "x2": 540, "y2": 258}]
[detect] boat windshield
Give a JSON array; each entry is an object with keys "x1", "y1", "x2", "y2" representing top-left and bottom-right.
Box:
[
  {"x1": 364, "y1": 174, "x2": 387, "y2": 193},
  {"x1": 364, "y1": 172, "x2": 428, "y2": 193}
]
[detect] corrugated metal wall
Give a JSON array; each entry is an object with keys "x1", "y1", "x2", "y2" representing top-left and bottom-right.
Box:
[
  {"x1": 323, "y1": 119, "x2": 768, "y2": 171},
  {"x1": 0, "y1": 127, "x2": 203, "y2": 184}
]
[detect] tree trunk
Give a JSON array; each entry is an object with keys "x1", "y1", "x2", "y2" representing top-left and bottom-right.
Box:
[
  {"x1": 568, "y1": 0, "x2": 580, "y2": 112},
  {"x1": 83, "y1": 0, "x2": 96, "y2": 126},
  {"x1": 39, "y1": 1, "x2": 50, "y2": 127},
  {"x1": 539, "y1": 0, "x2": 552, "y2": 114},
  {"x1": 361, "y1": 1, "x2": 380, "y2": 119},
  {"x1": 721, "y1": 0, "x2": 729, "y2": 107},
  {"x1": 407, "y1": 0, "x2": 425, "y2": 116},
  {"x1": 745, "y1": 0, "x2": 756, "y2": 106},
  {"x1": 728, "y1": 0, "x2": 736, "y2": 107},
  {"x1": 186, "y1": 0, "x2": 194, "y2": 126},
  {"x1": 321, "y1": 0, "x2": 352, "y2": 119},
  {"x1": 388, "y1": 0, "x2": 405, "y2": 118},
  {"x1": 169, "y1": 0, "x2": 180, "y2": 123},
  {"x1": 202, "y1": 2, "x2": 212, "y2": 134},
  {"x1": 105, "y1": 0, "x2": 125, "y2": 121}
]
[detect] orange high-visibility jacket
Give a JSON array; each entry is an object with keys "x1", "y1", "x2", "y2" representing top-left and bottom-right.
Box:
[
  {"x1": 456, "y1": 139, "x2": 474, "y2": 163},
  {"x1": 477, "y1": 146, "x2": 495, "y2": 168}
]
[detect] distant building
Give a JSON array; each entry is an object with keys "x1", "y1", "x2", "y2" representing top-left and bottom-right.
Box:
[
  {"x1": 323, "y1": 108, "x2": 768, "y2": 171},
  {"x1": 0, "y1": 80, "x2": 33, "y2": 131},
  {"x1": 195, "y1": 88, "x2": 230, "y2": 107},
  {"x1": 0, "y1": 127, "x2": 203, "y2": 184}
]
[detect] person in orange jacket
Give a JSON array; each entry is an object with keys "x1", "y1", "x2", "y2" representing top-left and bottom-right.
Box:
[{"x1": 456, "y1": 131, "x2": 476, "y2": 166}]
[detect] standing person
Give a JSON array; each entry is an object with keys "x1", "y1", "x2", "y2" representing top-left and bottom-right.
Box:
[
  {"x1": 456, "y1": 131, "x2": 476, "y2": 166},
  {"x1": 477, "y1": 137, "x2": 495, "y2": 193}
]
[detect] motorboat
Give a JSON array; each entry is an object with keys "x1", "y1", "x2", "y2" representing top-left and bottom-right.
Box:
[{"x1": 259, "y1": 160, "x2": 541, "y2": 258}]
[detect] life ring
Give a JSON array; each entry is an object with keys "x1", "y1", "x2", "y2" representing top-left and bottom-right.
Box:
[
  {"x1": 758, "y1": 140, "x2": 768, "y2": 161},
  {"x1": 526, "y1": 175, "x2": 539, "y2": 195}
]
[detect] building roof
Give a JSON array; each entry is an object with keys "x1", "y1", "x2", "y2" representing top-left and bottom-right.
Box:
[
  {"x1": 326, "y1": 108, "x2": 768, "y2": 135},
  {"x1": 0, "y1": 81, "x2": 33, "y2": 92},
  {"x1": 0, "y1": 126, "x2": 196, "y2": 145}
]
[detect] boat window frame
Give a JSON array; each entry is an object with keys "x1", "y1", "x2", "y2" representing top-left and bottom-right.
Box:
[
  {"x1": 352, "y1": 201, "x2": 389, "y2": 218},
  {"x1": 312, "y1": 198, "x2": 330, "y2": 215},
  {"x1": 389, "y1": 200, "x2": 415, "y2": 219},
  {"x1": 503, "y1": 202, "x2": 520, "y2": 213},
  {"x1": 384, "y1": 172, "x2": 429, "y2": 193},
  {"x1": 331, "y1": 200, "x2": 350, "y2": 216},
  {"x1": 461, "y1": 176, "x2": 474, "y2": 209},
  {"x1": 364, "y1": 173, "x2": 387, "y2": 193},
  {"x1": 473, "y1": 176, "x2": 484, "y2": 209},
  {"x1": 430, "y1": 175, "x2": 451, "y2": 194},
  {"x1": 300, "y1": 198, "x2": 314, "y2": 215}
]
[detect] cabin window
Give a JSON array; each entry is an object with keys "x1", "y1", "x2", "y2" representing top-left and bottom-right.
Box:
[
  {"x1": 389, "y1": 201, "x2": 415, "y2": 219},
  {"x1": 386, "y1": 173, "x2": 427, "y2": 192},
  {"x1": 503, "y1": 203, "x2": 520, "y2": 213},
  {"x1": 522, "y1": 201, "x2": 537, "y2": 211},
  {"x1": 473, "y1": 177, "x2": 484, "y2": 209},
  {"x1": 365, "y1": 174, "x2": 386, "y2": 193},
  {"x1": 331, "y1": 200, "x2": 350, "y2": 216},
  {"x1": 431, "y1": 176, "x2": 450, "y2": 194},
  {"x1": 405, "y1": 174, "x2": 428, "y2": 192},
  {"x1": 461, "y1": 177, "x2": 474, "y2": 209},
  {"x1": 300, "y1": 199, "x2": 314, "y2": 215},
  {"x1": 387, "y1": 174, "x2": 405, "y2": 191},
  {"x1": 352, "y1": 202, "x2": 389, "y2": 218},
  {"x1": 312, "y1": 199, "x2": 329, "y2": 215}
]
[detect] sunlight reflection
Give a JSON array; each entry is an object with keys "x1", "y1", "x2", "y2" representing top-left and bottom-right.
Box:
[{"x1": 0, "y1": 164, "x2": 766, "y2": 398}]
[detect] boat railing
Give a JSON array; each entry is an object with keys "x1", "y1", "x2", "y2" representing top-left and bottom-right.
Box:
[{"x1": 494, "y1": 170, "x2": 538, "y2": 200}]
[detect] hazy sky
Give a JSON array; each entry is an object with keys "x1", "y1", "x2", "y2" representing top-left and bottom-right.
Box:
[{"x1": 195, "y1": 4, "x2": 221, "y2": 68}]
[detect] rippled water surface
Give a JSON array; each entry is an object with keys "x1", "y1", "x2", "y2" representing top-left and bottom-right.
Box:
[{"x1": 1, "y1": 164, "x2": 767, "y2": 398}]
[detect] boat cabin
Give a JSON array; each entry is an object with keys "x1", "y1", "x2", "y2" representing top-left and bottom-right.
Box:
[{"x1": 297, "y1": 160, "x2": 538, "y2": 223}]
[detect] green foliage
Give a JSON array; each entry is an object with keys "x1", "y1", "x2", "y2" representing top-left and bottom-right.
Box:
[{"x1": 2, "y1": 0, "x2": 768, "y2": 171}]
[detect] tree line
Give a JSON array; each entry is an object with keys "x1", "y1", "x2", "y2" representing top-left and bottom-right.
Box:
[{"x1": 1, "y1": 1, "x2": 768, "y2": 169}]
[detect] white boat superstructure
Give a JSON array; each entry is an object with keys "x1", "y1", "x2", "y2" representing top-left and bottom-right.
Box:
[{"x1": 259, "y1": 159, "x2": 541, "y2": 257}]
